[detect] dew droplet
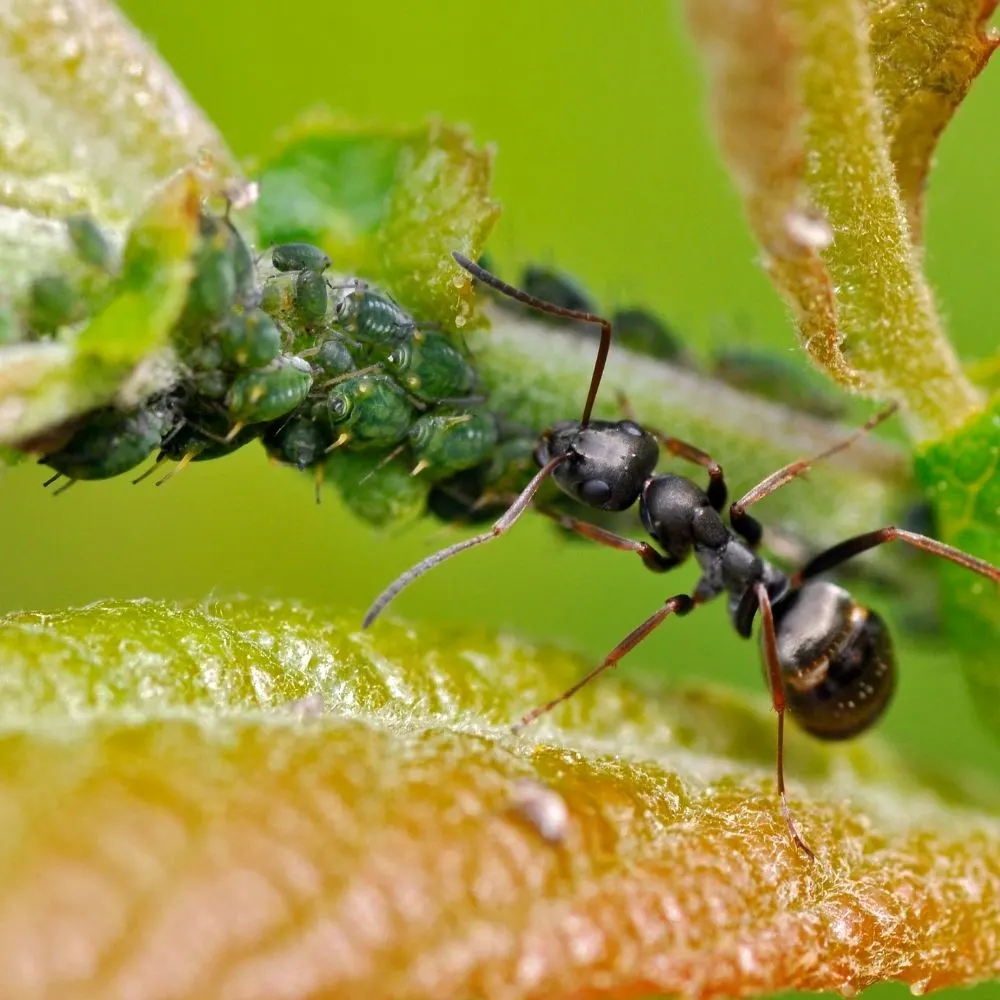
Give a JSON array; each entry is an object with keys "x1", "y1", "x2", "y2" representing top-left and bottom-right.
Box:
[{"x1": 910, "y1": 977, "x2": 931, "y2": 996}]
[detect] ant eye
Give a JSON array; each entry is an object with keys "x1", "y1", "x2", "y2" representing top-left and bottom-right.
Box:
[{"x1": 579, "y1": 479, "x2": 612, "y2": 505}]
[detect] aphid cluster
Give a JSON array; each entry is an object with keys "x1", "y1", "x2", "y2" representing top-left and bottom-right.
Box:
[{"x1": 13, "y1": 209, "x2": 514, "y2": 513}]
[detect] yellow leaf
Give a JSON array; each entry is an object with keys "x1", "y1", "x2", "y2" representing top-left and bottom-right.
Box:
[
  {"x1": 2, "y1": 598, "x2": 1000, "y2": 999},
  {"x1": 869, "y1": 0, "x2": 1000, "y2": 240},
  {"x1": 685, "y1": 0, "x2": 985, "y2": 442}
]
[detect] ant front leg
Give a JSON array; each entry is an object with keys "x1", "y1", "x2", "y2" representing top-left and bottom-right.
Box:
[{"x1": 536, "y1": 507, "x2": 681, "y2": 573}]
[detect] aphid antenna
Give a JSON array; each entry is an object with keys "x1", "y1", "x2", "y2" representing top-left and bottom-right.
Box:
[
  {"x1": 452, "y1": 252, "x2": 611, "y2": 426},
  {"x1": 318, "y1": 364, "x2": 383, "y2": 391},
  {"x1": 358, "y1": 444, "x2": 407, "y2": 486}
]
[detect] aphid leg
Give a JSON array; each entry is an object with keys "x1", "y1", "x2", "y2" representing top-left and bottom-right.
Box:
[
  {"x1": 324, "y1": 432, "x2": 350, "y2": 454},
  {"x1": 754, "y1": 580, "x2": 816, "y2": 860},
  {"x1": 223, "y1": 421, "x2": 245, "y2": 444},
  {"x1": 792, "y1": 527, "x2": 1000, "y2": 587},
  {"x1": 513, "y1": 592, "x2": 697, "y2": 731},
  {"x1": 41, "y1": 472, "x2": 62, "y2": 488},
  {"x1": 362, "y1": 454, "x2": 569, "y2": 628},
  {"x1": 52, "y1": 478, "x2": 77, "y2": 497},
  {"x1": 155, "y1": 451, "x2": 196, "y2": 487},
  {"x1": 131, "y1": 455, "x2": 167, "y2": 485},
  {"x1": 314, "y1": 465, "x2": 325, "y2": 506},
  {"x1": 452, "y1": 252, "x2": 611, "y2": 426},
  {"x1": 729, "y1": 403, "x2": 899, "y2": 544},
  {"x1": 536, "y1": 507, "x2": 680, "y2": 573}
]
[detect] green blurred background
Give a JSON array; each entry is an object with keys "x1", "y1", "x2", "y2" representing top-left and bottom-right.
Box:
[{"x1": 3, "y1": 3, "x2": 1000, "y2": 997}]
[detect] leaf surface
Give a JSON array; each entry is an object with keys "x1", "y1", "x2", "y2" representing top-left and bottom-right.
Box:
[{"x1": 1, "y1": 597, "x2": 999, "y2": 999}]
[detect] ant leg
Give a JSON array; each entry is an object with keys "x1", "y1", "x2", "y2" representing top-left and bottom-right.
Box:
[
  {"x1": 362, "y1": 453, "x2": 569, "y2": 627},
  {"x1": 651, "y1": 432, "x2": 726, "y2": 511},
  {"x1": 754, "y1": 581, "x2": 816, "y2": 860},
  {"x1": 513, "y1": 592, "x2": 698, "y2": 731},
  {"x1": 536, "y1": 507, "x2": 680, "y2": 573},
  {"x1": 793, "y1": 526, "x2": 1000, "y2": 586},
  {"x1": 616, "y1": 394, "x2": 728, "y2": 511},
  {"x1": 729, "y1": 403, "x2": 899, "y2": 543}
]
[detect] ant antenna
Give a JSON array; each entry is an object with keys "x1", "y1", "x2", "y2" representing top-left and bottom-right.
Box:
[
  {"x1": 452, "y1": 252, "x2": 612, "y2": 426},
  {"x1": 362, "y1": 453, "x2": 568, "y2": 627}
]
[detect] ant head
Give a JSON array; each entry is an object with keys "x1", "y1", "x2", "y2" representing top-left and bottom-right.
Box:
[
  {"x1": 535, "y1": 419, "x2": 659, "y2": 511},
  {"x1": 771, "y1": 580, "x2": 896, "y2": 740}
]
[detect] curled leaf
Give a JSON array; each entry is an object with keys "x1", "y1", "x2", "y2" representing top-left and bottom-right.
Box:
[
  {"x1": 685, "y1": 0, "x2": 984, "y2": 441},
  {"x1": 0, "y1": 597, "x2": 999, "y2": 999},
  {"x1": 254, "y1": 115, "x2": 500, "y2": 331},
  {"x1": 870, "y1": 0, "x2": 1000, "y2": 239},
  {"x1": 0, "y1": 0, "x2": 238, "y2": 293}
]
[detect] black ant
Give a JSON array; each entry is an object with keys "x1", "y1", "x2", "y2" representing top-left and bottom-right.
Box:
[{"x1": 363, "y1": 252, "x2": 1000, "y2": 858}]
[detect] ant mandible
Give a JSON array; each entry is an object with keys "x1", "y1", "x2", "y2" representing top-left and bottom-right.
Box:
[{"x1": 363, "y1": 252, "x2": 1000, "y2": 859}]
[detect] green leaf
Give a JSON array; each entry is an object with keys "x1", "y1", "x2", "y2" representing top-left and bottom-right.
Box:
[
  {"x1": 1, "y1": 596, "x2": 999, "y2": 998},
  {"x1": 0, "y1": 170, "x2": 201, "y2": 447},
  {"x1": 915, "y1": 397, "x2": 1000, "y2": 735},
  {"x1": 0, "y1": 0, "x2": 238, "y2": 296},
  {"x1": 255, "y1": 115, "x2": 500, "y2": 331}
]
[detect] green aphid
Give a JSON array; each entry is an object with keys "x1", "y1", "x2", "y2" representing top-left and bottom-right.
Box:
[
  {"x1": 260, "y1": 273, "x2": 295, "y2": 319},
  {"x1": 224, "y1": 218, "x2": 258, "y2": 306},
  {"x1": 710, "y1": 347, "x2": 847, "y2": 420},
  {"x1": 218, "y1": 309, "x2": 282, "y2": 369},
  {"x1": 383, "y1": 331, "x2": 476, "y2": 403},
  {"x1": 293, "y1": 269, "x2": 328, "y2": 326},
  {"x1": 66, "y1": 214, "x2": 114, "y2": 272},
  {"x1": 187, "y1": 218, "x2": 238, "y2": 323},
  {"x1": 325, "y1": 372, "x2": 414, "y2": 450},
  {"x1": 147, "y1": 407, "x2": 260, "y2": 485},
  {"x1": 27, "y1": 274, "x2": 88, "y2": 334},
  {"x1": 611, "y1": 308, "x2": 694, "y2": 367},
  {"x1": 336, "y1": 281, "x2": 415, "y2": 347},
  {"x1": 226, "y1": 356, "x2": 313, "y2": 431},
  {"x1": 521, "y1": 264, "x2": 597, "y2": 315},
  {"x1": 323, "y1": 449, "x2": 431, "y2": 529},
  {"x1": 408, "y1": 410, "x2": 498, "y2": 479},
  {"x1": 263, "y1": 415, "x2": 329, "y2": 471},
  {"x1": 272, "y1": 242, "x2": 331, "y2": 274},
  {"x1": 41, "y1": 402, "x2": 173, "y2": 487},
  {"x1": 311, "y1": 334, "x2": 359, "y2": 379},
  {"x1": 427, "y1": 433, "x2": 537, "y2": 525},
  {"x1": 189, "y1": 369, "x2": 230, "y2": 400}
]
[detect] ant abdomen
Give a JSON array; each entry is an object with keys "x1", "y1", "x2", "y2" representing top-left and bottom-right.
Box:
[{"x1": 772, "y1": 581, "x2": 896, "y2": 740}]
